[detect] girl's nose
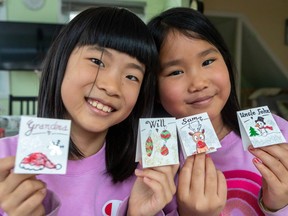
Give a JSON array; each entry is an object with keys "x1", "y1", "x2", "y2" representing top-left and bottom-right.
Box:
[
  {"x1": 95, "y1": 70, "x2": 120, "y2": 96},
  {"x1": 187, "y1": 71, "x2": 209, "y2": 92}
]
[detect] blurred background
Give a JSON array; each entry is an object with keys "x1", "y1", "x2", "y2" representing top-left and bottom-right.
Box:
[{"x1": 0, "y1": 0, "x2": 287, "y2": 123}]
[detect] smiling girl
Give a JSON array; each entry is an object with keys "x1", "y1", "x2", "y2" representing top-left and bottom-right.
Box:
[
  {"x1": 0, "y1": 7, "x2": 178, "y2": 216},
  {"x1": 148, "y1": 7, "x2": 288, "y2": 216}
]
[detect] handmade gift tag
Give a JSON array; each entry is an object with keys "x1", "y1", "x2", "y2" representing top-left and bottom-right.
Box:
[
  {"x1": 14, "y1": 116, "x2": 71, "y2": 174},
  {"x1": 237, "y1": 105, "x2": 286, "y2": 150},
  {"x1": 136, "y1": 117, "x2": 179, "y2": 168},
  {"x1": 176, "y1": 112, "x2": 221, "y2": 159}
]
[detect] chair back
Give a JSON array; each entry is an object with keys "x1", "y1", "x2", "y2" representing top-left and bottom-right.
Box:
[{"x1": 9, "y1": 94, "x2": 38, "y2": 115}]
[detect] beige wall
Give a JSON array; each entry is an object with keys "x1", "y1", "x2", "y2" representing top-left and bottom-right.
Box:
[{"x1": 204, "y1": 0, "x2": 288, "y2": 74}]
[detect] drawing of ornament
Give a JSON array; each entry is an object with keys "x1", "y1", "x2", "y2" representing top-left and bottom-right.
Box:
[
  {"x1": 145, "y1": 132, "x2": 153, "y2": 157},
  {"x1": 160, "y1": 129, "x2": 171, "y2": 156}
]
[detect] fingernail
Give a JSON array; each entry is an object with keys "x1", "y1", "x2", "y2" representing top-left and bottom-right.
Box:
[
  {"x1": 249, "y1": 145, "x2": 255, "y2": 151},
  {"x1": 253, "y1": 157, "x2": 262, "y2": 164}
]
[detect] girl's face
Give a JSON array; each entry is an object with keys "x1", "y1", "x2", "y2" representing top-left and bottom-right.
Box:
[
  {"x1": 158, "y1": 31, "x2": 230, "y2": 123},
  {"x1": 61, "y1": 45, "x2": 145, "y2": 136}
]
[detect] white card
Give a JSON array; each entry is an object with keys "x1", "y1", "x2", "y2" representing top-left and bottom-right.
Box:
[
  {"x1": 14, "y1": 116, "x2": 71, "y2": 174},
  {"x1": 237, "y1": 106, "x2": 286, "y2": 150},
  {"x1": 176, "y1": 112, "x2": 221, "y2": 159},
  {"x1": 136, "y1": 117, "x2": 179, "y2": 168}
]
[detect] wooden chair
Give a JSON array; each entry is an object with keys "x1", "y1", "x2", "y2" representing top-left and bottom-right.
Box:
[{"x1": 9, "y1": 94, "x2": 38, "y2": 115}]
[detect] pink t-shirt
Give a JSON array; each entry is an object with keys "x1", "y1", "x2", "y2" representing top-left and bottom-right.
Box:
[
  {"x1": 209, "y1": 114, "x2": 288, "y2": 216},
  {"x1": 0, "y1": 136, "x2": 178, "y2": 216}
]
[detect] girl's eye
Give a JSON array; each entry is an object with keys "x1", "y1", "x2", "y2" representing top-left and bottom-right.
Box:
[
  {"x1": 202, "y1": 59, "x2": 215, "y2": 66},
  {"x1": 126, "y1": 75, "x2": 139, "y2": 82},
  {"x1": 168, "y1": 70, "x2": 183, "y2": 76},
  {"x1": 91, "y1": 58, "x2": 105, "y2": 67}
]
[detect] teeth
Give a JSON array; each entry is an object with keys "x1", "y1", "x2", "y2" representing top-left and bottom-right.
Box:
[
  {"x1": 96, "y1": 103, "x2": 103, "y2": 109},
  {"x1": 88, "y1": 99, "x2": 113, "y2": 113},
  {"x1": 103, "y1": 106, "x2": 108, "y2": 112}
]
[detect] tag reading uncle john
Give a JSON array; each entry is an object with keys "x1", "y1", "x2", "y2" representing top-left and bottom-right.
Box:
[
  {"x1": 136, "y1": 117, "x2": 179, "y2": 168},
  {"x1": 237, "y1": 106, "x2": 286, "y2": 150},
  {"x1": 176, "y1": 112, "x2": 221, "y2": 159},
  {"x1": 14, "y1": 116, "x2": 71, "y2": 174}
]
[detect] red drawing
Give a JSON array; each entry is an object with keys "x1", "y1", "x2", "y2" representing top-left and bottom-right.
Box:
[
  {"x1": 189, "y1": 128, "x2": 209, "y2": 153},
  {"x1": 188, "y1": 120, "x2": 209, "y2": 154},
  {"x1": 160, "y1": 129, "x2": 171, "y2": 156},
  {"x1": 19, "y1": 152, "x2": 62, "y2": 171}
]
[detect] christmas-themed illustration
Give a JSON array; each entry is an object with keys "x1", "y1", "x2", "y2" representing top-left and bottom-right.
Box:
[
  {"x1": 136, "y1": 117, "x2": 179, "y2": 168},
  {"x1": 48, "y1": 140, "x2": 64, "y2": 156},
  {"x1": 145, "y1": 133, "x2": 153, "y2": 157},
  {"x1": 254, "y1": 116, "x2": 273, "y2": 136},
  {"x1": 19, "y1": 152, "x2": 62, "y2": 171},
  {"x1": 188, "y1": 122, "x2": 209, "y2": 154},
  {"x1": 14, "y1": 116, "x2": 71, "y2": 174},
  {"x1": 160, "y1": 129, "x2": 171, "y2": 156},
  {"x1": 249, "y1": 126, "x2": 260, "y2": 137},
  {"x1": 237, "y1": 106, "x2": 286, "y2": 150},
  {"x1": 176, "y1": 112, "x2": 221, "y2": 158}
]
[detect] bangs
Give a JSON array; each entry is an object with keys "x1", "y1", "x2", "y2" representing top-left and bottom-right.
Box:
[{"x1": 75, "y1": 7, "x2": 156, "y2": 68}]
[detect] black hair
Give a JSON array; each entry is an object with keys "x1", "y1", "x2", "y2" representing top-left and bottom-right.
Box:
[
  {"x1": 38, "y1": 7, "x2": 158, "y2": 182},
  {"x1": 147, "y1": 7, "x2": 240, "y2": 134}
]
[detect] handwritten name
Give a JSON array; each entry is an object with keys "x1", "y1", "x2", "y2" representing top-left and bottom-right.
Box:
[
  {"x1": 181, "y1": 116, "x2": 203, "y2": 125},
  {"x1": 25, "y1": 120, "x2": 69, "y2": 136},
  {"x1": 239, "y1": 107, "x2": 270, "y2": 118},
  {"x1": 145, "y1": 119, "x2": 166, "y2": 128}
]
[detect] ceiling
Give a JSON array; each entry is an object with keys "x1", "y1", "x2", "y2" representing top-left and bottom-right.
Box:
[{"x1": 62, "y1": 0, "x2": 146, "y2": 14}]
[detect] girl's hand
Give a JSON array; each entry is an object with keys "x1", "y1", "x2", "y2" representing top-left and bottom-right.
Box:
[
  {"x1": 177, "y1": 153, "x2": 227, "y2": 216},
  {"x1": 249, "y1": 144, "x2": 288, "y2": 211},
  {"x1": 128, "y1": 164, "x2": 179, "y2": 216},
  {"x1": 0, "y1": 156, "x2": 47, "y2": 216}
]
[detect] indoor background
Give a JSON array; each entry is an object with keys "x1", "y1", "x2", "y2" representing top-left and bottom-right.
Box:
[{"x1": 0, "y1": 0, "x2": 287, "y2": 120}]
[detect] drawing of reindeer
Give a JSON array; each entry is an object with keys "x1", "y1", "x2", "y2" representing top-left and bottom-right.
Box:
[{"x1": 188, "y1": 120, "x2": 209, "y2": 154}]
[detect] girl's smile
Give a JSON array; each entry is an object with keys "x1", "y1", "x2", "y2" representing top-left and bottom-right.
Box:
[
  {"x1": 186, "y1": 94, "x2": 214, "y2": 106},
  {"x1": 158, "y1": 30, "x2": 230, "y2": 124},
  {"x1": 61, "y1": 45, "x2": 144, "y2": 144},
  {"x1": 86, "y1": 98, "x2": 114, "y2": 113}
]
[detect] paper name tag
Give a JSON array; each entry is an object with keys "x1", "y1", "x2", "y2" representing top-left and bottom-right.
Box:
[
  {"x1": 237, "y1": 106, "x2": 286, "y2": 150},
  {"x1": 176, "y1": 112, "x2": 221, "y2": 159},
  {"x1": 14, "y1": 116, "x2": 71, "y2": 174},
  {"x1": 136, "y1": 117, "x2": 179, "y2": 168}
]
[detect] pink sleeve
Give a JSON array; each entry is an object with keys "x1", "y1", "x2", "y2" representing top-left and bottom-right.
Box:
[
  {"x1": 263, "y1": 206, "x2": 288, "y2": 216},
  {"x1": 44, "y1": 190, "x2": 61, "y2": 216},
  {"x1": 258, "y1": 189, "x2": 288, "y2": 216}
]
